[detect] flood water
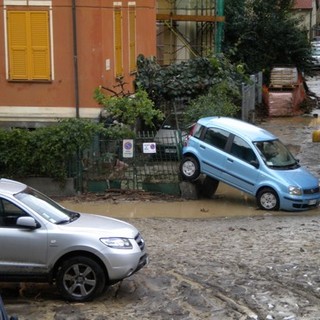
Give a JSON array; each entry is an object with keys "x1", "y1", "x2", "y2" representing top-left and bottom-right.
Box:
[
  {"x1": 60, "y1": 183, "x2": 319, "y2": 219},
  {"x1": 60, "y1": 184, "x2": 257, "y2": 219}
]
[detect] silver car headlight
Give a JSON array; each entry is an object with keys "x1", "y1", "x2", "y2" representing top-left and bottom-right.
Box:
[
  {"x1": 288, "y1": 185, "x2": 302, "y2": 196},
  {"x1": 100, "y1": 237, "x2": 133, "y2": 249}
]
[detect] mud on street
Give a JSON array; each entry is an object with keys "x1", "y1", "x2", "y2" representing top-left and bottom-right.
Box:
[{"x1": 2, "y1": 111, "x2": 320, "y2": 319}]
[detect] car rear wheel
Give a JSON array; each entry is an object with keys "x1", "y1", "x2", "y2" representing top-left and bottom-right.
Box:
[
  {"x1": 201, "y1": 176, "x2": 219, "y2": 198},
  {"x1": 56, "y1": 256, "x2": 106, "y2": 302},
  {"x1": 180, "y1": 156, "x2": 200, "y2": 181},
  {"x1": 257, "y1": 187, "x2": 279, "y2": 211}
]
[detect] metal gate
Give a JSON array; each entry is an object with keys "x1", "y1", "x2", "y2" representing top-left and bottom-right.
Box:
[{"x1": 80, "y1": 133, "x2": 182, "y2": 194}]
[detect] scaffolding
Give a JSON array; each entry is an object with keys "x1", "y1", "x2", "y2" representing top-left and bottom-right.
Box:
[{"x1": 156, "y1": 0, "x2": 225, "y2": 65}]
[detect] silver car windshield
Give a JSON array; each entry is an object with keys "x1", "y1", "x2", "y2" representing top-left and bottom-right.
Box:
[
  {"x1": 14, "y1": 187, "x2": 76, "y2": 224},
  {"x1": 254, "y1": 140, "x2": 298, "y2": 169}
]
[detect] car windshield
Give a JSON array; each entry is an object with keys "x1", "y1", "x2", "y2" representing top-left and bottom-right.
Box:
[
  {"x1": 254, "y1": 140, "x2": 299, "y2": 169},
  {"x1": 14, "y1": 187, "x2": 78, "y2": 224}
]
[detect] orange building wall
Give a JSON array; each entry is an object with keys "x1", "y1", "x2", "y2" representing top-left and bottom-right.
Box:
[{"x1": 0, "y1": 0, "x2": 156, "y2": 126}]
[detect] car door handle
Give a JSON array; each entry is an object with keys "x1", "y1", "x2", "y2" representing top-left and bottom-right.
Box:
[
  {"x1": 227, "y1": 158, "x2": 234, "y2": 163},
  {"x1": 200, "y1": 145, "x2": 206, "y2": 149}
]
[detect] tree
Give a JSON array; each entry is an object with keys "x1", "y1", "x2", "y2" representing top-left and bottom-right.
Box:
[
  {"x1": 223, "y1": 0, "x2": 314, "y2": 81},
  {"x1": 94, "y1": 86, "x2": 164, "y2": 133}
]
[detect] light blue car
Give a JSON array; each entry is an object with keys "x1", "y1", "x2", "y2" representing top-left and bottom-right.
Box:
[{"x1": 180, "y1": 117, "x2": 320, "y2": 211}]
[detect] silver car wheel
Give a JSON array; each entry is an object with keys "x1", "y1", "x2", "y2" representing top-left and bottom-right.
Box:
[
  {"x1": 182, "y1": 161, "x2": 196, "y2": 177},
  {"x1": 57, "y1": 256, "x2": 105, "y2": 301},
  {"x1": 63, "y1": 263, "x2": 96, "y2": 298},
  {"x1": 180, "y1": 156, "x2": 200, "y2": 181},
  {"x1": 257, "y1": 187, "x2": 279, "y2": 211}
]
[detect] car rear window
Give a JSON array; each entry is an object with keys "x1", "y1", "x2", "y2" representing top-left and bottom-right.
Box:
[
  {"x1": 191, "y1": 123, "x2": 204, "y2": 138},
  {"x1": 203, "y1": 128, "x2": 229, "y2": 150}
]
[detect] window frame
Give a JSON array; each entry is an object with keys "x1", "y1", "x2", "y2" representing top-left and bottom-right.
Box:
[
  {"x1": 128, "y1": 4, "x2": 136, "y2": 73},
  {"x1": 6, "y1": 9, "x2": 52, "y2": 82},
  {"x1": 114, "y1": 6, "x2": 123, "y2": 78}
]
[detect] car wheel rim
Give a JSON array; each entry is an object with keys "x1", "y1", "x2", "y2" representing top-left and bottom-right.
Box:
[
  {"x1": 183, "y1": 161, "x2": 196, "y2": 177},
  {"x1": 261, "y1": 192, "x2": 277, "y2": 209},
  {"x1": 63, "y1": 263, "x2": 96, "y2": 298}
]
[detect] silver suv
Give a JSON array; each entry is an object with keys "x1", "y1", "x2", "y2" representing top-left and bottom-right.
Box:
[{"x1": 0, "y1": 179, "x2": 148, "y2": 301}]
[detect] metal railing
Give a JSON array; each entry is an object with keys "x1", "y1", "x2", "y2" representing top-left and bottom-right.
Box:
[{"x1": 242, "y1": 72, "x2": 262, "y2": 123}]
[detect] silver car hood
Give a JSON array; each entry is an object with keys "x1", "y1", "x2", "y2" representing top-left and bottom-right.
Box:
[{"x1": 59, "y1": 212, "x2": 139, "y2": 238}]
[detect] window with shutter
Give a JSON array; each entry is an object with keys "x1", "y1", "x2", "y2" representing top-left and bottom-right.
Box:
[
  {"x1": 7, "y1": 11, "x2": 51, "y2": 81},
  {"x1": 128, "y1": 6, "x2": 136, "y2": 73},
  {"x1": 114, "y1": 7, "x2": 123, "y2": 78}
]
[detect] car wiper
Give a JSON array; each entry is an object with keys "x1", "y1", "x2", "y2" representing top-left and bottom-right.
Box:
[
  {"x1": 269, "y1": 163, "x2": 300, "y2": 170},
  {"x1": 56, "y1": 219, "x2": 71, "y2": 225},
  {"x1": 56, "y1": 212, "x2": 80, "y2": 224},
  {"x1": 69, "y1": 212, "x2": 80, "y2": 221}
]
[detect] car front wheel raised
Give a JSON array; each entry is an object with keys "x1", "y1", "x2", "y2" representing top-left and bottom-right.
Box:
[
  {"x1": 257, "y1": 187, "x2": 279, "y2": 211},
  {"x1": 180, "y1": 156, "x2": 200, "y2": 181},
  {"x1": 56, "y1": 256, "x2": 106, "y2": 302}
]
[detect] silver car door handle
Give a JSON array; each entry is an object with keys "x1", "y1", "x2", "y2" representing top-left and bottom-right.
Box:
[
  {"x1": 200, "y1": 145, "x2": 206, "y2": 149},
  {"x1": 227, "y1": 158, "x2": 234, "y2": 162}
]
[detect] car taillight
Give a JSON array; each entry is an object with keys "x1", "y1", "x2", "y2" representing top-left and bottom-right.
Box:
[
  {"x1": 189, "y1": 124, "x2": 196, "y2": 136},
  {"x1": 183, "y1": 124, "x2": 196, "y2": 146}
]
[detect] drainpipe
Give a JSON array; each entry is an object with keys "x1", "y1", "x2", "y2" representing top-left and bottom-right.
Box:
[
  {"x1": 72, "y1": 0, "x2": 80, "y2": 118},
  {"x1": 215, "y1": 0, "x2": 224, "y2": 54},
  {"x1": 72, "y1": 0, "x2": 81, "y2": 193}
]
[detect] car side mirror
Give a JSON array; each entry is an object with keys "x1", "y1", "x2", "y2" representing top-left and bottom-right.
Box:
[{"x1": 16, "y1": 216, "x2": 39, "y2": 229}]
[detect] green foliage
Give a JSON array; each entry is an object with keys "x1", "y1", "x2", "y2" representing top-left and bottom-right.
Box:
[
  {"x1": 94, "y1": 86, "x2": 164, "y2": 132},
  {"x1": 224, "y1": 0, "x2": 313, "y2": 79},
  {"x1": 136, "y1": 55, "x2": 215, "y2": 105},
  {"x1": 100, "y1": 125, "x2": 136, "y2": 139},
  {"x1": 136, "y1": 54, "x2": 249, "y2": 113},
  {"x1": 0, "y1": 119, "x2": 103, "y2": 181},
  {"x1": 183, "y1": 81, "x2": 241, "y2": 124}
]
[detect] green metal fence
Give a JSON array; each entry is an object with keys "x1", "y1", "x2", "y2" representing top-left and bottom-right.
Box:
[{"x1": 79, "y1": 132, "x2": 183, "y2": 194}]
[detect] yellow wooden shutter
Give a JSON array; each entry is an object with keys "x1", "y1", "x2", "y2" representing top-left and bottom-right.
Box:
[
  {"x1": 30, "y1": 12, "x2": 50, "y2": 80},
  {"x1": 114, "y1": 8, "x2": 123, "y2": 77},
  {"x1": 8, "y1": 12, "x2": 28, "y2": 79},
  {"x1": 129, "y1": 7, "x2": 136, "y2": 72},
  {"x1": 7, "y1": 11, "x2": 50, "y2": 80}
]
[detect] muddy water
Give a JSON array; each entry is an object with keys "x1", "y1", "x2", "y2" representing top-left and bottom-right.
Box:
[
  {"x1": 60, "y1": 183, "x2": 320, "y2": 219},
  {"x1": 60, "y1": 184, "x2": 260, "y2": 219}
]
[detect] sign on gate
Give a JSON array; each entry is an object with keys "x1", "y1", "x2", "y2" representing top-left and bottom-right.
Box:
[
  {"x1": 143, "y1": 142, "x2": 156, "y2": 153},
  {"x1": 123, "y1": 139, "x2": 134, "y2": 158}
]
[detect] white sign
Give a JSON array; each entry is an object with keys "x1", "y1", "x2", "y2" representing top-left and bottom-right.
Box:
[
  {"x1": 143, "y1": 142, "x2": 156, "y2": 154},
  {"x1": 123, "y1": 139, "x2": 134, "y2": 158}
]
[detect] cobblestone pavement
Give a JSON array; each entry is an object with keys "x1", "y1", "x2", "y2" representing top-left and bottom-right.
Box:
[{"x1": 2, "y1": 112, "x2": 320, "y2": 320}]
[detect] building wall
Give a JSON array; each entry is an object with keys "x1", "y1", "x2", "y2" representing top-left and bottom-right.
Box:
[
  {"x1": 292, "y1": 0, "x2": 317, "y2": 39},
  {"x1": 0, "y1": 0, "x2": 156, "y2": 127}
]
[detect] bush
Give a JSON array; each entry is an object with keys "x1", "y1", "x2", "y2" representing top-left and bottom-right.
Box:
[
  {"x1": 0, "y1": 119, "x2": 104, "y2": 181},
  {"x1": 183, "y1": 80, "x2": 241, "y2": 125}
]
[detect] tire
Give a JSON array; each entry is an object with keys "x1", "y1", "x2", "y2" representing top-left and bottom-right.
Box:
[
  {"x1": 201, "y1": 176, "x2": 219, "y2": 198},
  {"x1": 56, "y1": 256, "x2": 106, "y2": 302},
  {"x1": 257, "y1": 187, "x2": 280, "y2": 211},
  {"x1": 180, "y1": 156, "x2": 200, "y2": 181}
]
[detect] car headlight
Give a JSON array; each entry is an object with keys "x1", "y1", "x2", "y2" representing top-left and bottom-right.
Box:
[
  {"x1": 288, "y1": 185, "x2": 302, "y2": 196},
  {"x1": 100, "y1": 237, "x2": 133, "y2": 249}
]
